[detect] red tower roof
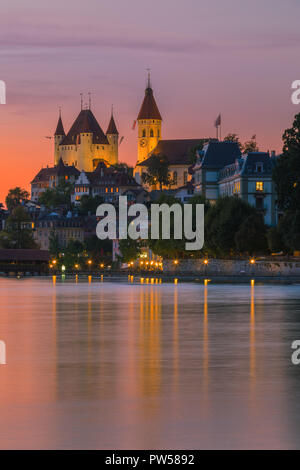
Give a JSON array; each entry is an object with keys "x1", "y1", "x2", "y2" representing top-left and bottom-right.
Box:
[{"x1": 137, "y1": 86, "x2": 162, "y2": 121}]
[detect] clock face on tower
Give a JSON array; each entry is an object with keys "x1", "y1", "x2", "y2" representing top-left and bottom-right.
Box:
[{"x1": 140, "y1": 139, "x2": 147, "y2": 148}]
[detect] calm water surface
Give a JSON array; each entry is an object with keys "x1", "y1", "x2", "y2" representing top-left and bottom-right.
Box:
[{"x1": 0, "y1": 277, "x2": 300, "y2": 449}]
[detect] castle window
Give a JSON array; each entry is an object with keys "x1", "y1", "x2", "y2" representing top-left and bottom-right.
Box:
[
  {"x1": 158, "y1": 130, "x2": 160, "y2": 138},
  {"x1": 256, "y1": 181, "x2": 264, "y2": 191},
  {"x1": 142, "y1": 129, "x2": 146, "y2": 138},
  {"x1": 150, "y1": 129, "x2": 154, "y2": 137}
]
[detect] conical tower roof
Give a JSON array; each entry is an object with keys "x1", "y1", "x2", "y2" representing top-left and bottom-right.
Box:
[
  {"x1": 54, "y1": 115, "x2": 65, "y2": 136},
  {"x1": 106, "y1": 113, "x2": 119, "y2": 135},
  {"x1": 137, "y1": 85, "x2": 162, "y2": 121}
]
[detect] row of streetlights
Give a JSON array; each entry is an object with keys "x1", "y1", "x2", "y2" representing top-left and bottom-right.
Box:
[{"x1": 49, "y1": 259, "x2": 105, "y2": 271}]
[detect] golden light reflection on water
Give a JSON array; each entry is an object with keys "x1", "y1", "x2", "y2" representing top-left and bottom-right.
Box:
[
  {"x1": 173, "y1": 285, "x2": 179, "y2": 389},
  {"x1": 0, "y1": 278, "x2": 295, "y2": 449},
  {"x1": 250, "y1": 280, "x2": 256, "y2": 390},
  {"x1": 138, "y1": 286, "x2": 161, "y2": 398}
]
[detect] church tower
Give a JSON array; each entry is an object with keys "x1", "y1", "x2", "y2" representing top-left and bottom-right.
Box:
[
  {"x1": 54, "y1": 110, "x2": 65, "y2": 165},
  {"x1": 137, "y1": 73, "x2": 162, "y2": 163},
  {"x1": 106, "y1": 107, "x2": 119, "y2": 165}
]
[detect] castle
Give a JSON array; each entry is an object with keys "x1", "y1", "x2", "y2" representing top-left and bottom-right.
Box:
[{"x1": 54, "y1": 105, "x2": 119, "y2": 171}]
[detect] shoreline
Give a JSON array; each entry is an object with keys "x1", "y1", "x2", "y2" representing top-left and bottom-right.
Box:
[{"x1": 1, "y1": 272, "x2": 300, "y2": 284}]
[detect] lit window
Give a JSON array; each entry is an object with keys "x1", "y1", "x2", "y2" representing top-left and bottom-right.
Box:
[{"x1": 256, "y1": 182, "x2": 264, "y2": 191}]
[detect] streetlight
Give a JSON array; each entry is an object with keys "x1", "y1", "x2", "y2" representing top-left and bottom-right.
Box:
[{"x1": 61, "y1": 265, "x2": 66, "y2": 272}]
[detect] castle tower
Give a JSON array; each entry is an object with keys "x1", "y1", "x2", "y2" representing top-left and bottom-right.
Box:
[
  {"x1": 106, "y1": 107, "x2": 119, "y2": 165},
  {"x1": 137, "y1": 73, "x2": 162, "y2": 163},
  {"x1": 54, "y1": 111, "x2": 65, "y2": 165}
]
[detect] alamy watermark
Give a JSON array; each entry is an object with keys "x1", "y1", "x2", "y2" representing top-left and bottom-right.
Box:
[
  {"x1": 0, "y1": 340, "x2": 6, "y2": 365},
  {"x1": 291, "y1": 340, "x2": 300, "y2": 365},
  {"x1": 0, "y1": 80, "x2": 6, "y2": 104},
  {"x1": 96, "y1": 196, "x2": 204, "y2": 251},
  {"x1": 291, "y1": 81, "x2": 300, "y2": 105}
]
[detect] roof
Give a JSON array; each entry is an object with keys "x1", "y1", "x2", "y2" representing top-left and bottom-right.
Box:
[
  {"x1": 200, "y1": 141, "x2": 242, "y2": 169},
  {"x1": 106, "y1": 114, "x2": 119, "y2": 135},
  {"x1": 218, "y1": 152, "x2": 274, "y2": 181},
  {"x1": 137, "y1": 139, "x2": 206, "y2": 166},
  {"x1": 31, "y1": 159, "x2": 80, "y2": 183},
  {"x1": 137, "y1": 87, "x2": 162, "y2": 121},
  {"x1": 60, "y1": 109, "x2": 109, "y2": 146},
  {"x1": 0, "y1": 249, "x2": 50, "y2": 262},
  {"x1": 54, "y1": 115, "x2": 65, "y2": 136},
  {"x1": 241, "y1": 152, "x2": 274, "y2": 176},
  {"x1": 77, "y1": 162, "x2": 140, "y2": 188}
]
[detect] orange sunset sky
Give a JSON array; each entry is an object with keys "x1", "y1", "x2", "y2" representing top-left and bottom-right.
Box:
[{"x1": 0, "y1": 0, "x2": 300, "y2": 204}]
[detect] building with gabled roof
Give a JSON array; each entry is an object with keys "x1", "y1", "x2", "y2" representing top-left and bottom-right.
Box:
[
  {"x1": 193, "y1": 141, "x2": 242, "y2": 200},
  {"x1": 54, "y1": 105, "x2": 119, "y2": 171},
  {"x1": 218, "y1": 151, "x2": 277, "y2": 225},
  {"x1": 31, "y1": 158, "x2": 80, "y2": 202},
  {"x1": 72, "y1": 161, "x2": 144, "y2": 205}
]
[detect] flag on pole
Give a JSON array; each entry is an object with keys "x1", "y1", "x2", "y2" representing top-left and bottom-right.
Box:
[
  {"x1": 132, "y1": 120, "x2": 137, "y2": 130},
  {"x1": 119, "y1": 136, "x2": 124, "y2": 145},
  {"x1": 214, "y1": 114, "x2": 221, "y2": 128}
]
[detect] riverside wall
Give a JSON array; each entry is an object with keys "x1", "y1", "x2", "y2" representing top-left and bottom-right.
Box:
[{"x1": 163, "y1": 259, "x2": 300, "y2": 276}]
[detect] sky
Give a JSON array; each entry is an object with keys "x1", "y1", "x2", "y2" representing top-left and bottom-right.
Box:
[{"x1": 0, "y1": 0, "x2": 300, "y2": 203}]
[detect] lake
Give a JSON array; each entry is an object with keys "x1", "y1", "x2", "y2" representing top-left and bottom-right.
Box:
[{"x1": 0, "y1": 277, "x2": 300, "y2": 449}]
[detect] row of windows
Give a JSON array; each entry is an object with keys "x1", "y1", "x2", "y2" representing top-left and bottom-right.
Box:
[{"x1": 141, "y1": 129, "x2": 160, "y2": 138}]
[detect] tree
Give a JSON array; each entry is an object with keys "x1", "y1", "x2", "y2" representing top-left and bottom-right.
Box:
[
  {"x1": 224, "y1": 133, "x2": 242, "y2": 149},
  {"x1": 78, "y1": 195, "x2": 103, "y2": 215},
  {"x1": 84, "y1": 235, "x2": 112, "y2": 263},
  {"x1": 188, "y1": 140, "x2": 208, "y2": 164},
  {"x1": 49, "y1": 231, "x2": 61, "y2": 257},
  {"x1": 277, "y1": 210, "x2": 300, "y2": 253},
  {"x1": 242, "y1": 135, "x2": 259, "y2": 153},
  {"x1": 142, "y1": 154, "x2": 173, "y2": 189},
  {"x1": 5, "y1": 187, "x2": 29, "y2": 211},
  {"x1": 223, "y1": 134, "x2": 259, "y2": 153},
  {"x1": 0, "y1": 206, "x2": 36, "y2": 249},
  {"x1": 148, "y1": 194, "x2": 186, "y2": 259},
  {"x1": 267, "y1": 226, "x2": 285, "y2": 253},
  {"x1": 111, "y1": 163, "x2": 134, "y2": 176},
  {"x1": 235, "y1": 213, "x2": 268, "y2": 255},
  {"x1": 38, "y1": 181, "x2": 73, "y2": 209},
  {"x1": 273, "y1": 113, "x2": 300, "y2": 212},
  {"x1": 205, "y1": 196, "x2": 258, "y2": 256},
  {"x1": 119, "y1": 238, "x2": 140, "y2": 263}
]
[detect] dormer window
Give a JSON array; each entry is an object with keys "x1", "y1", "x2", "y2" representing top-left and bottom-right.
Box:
[{"x1": 256, "y1": 163, "x2": 264, "y2": 173}]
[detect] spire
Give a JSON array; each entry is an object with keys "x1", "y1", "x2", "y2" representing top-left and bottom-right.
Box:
[
  {"x1": 137, "y1": 73, "x2": 162, "y2": 121},
  {"x1": 147, "y1": 67, "x2": 151, "y2": 89},
  {"x1": 106, "y1": 106, "x2": 119, "y2": 135},
  {"x1": 54, "y1": 109, "x2": 65, "y2": 136}
]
